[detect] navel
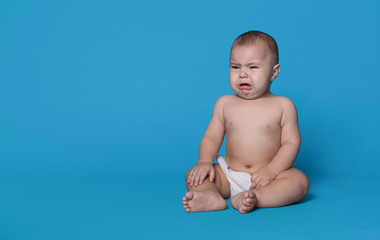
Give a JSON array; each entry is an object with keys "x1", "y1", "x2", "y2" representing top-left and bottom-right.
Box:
[{"x1": 245, "y1": 165, "x2": 251, "y2": 169}]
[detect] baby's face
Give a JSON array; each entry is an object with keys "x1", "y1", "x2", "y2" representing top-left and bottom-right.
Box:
[{"x1": 229, "y1": 42, "x2": 279, "y2": 100}]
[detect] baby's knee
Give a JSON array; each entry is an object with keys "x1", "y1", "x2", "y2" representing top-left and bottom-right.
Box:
[
  {"x1": 185, "y1": 169, "x2": 192, "y2": 181},
  {"x1": 282, "y1": 169, "x2": 309, "y2": 196},
  {"x1": 293, "y1": 169, "x2": 310, "y2": 196}
]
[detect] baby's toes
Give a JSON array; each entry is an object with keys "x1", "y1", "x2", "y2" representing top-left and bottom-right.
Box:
[
  {"x1": 185, "y1": 192, "x2": 194, "y2": 200},
  {"x1": 239, "y1": 206, "x2": 250, "y2": 213},
  {"x1": 245, "y1": 190, "x2": 255, "y2": 198},
  {"x1": 243, "y1": 200, "x2": 253, "y2": 207}
]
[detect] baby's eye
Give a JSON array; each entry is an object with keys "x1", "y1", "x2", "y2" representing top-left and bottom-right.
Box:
[
  {"x1": 249, "y1": 66, "x2": 258, "y2": 69},
  {"x1": 231, "y1": 65, "x2": 240, "y2": 69}
]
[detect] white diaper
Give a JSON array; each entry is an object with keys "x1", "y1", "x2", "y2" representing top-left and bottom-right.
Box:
[{"x1": 217, "y1": 155, "x2": 252, "y2": 197}]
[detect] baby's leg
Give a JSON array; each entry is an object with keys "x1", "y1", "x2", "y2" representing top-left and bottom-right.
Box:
[
  {"x1": 183, "y1": 164, "x2": 230, "y2": 212},
  {"x1": 252, "y1": 168, "x2": 309, "y2": 208}
]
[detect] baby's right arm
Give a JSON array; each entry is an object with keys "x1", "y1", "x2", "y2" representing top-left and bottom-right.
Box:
[{"x1": 187, "y1": 96, "x2": 227, "y2": 187}]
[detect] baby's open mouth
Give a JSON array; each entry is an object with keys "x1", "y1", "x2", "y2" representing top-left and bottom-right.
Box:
[{"x1": 238, "y1": 83, "x2": 252, "y2": 90}]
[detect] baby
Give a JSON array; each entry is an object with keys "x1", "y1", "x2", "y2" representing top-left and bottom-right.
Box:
[{"x1": 183, "y1": 31, "x2": 309, "y2": 214}]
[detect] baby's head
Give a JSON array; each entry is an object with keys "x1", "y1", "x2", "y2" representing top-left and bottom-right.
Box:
[
  {"x1": 229, "y1": 31, "x2": 281, "y2": 100},
  {"x1": 231, "y1": 31, "x2": 279, "y2": 66}
]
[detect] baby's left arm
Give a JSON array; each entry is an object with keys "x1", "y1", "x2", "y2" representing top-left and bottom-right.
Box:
[
  {"x1": 250, "y1": 98, "x2": 301, "y2": 189},
  {"x1": 267, "y1": 98, "x2": 301, "y2": 174}
]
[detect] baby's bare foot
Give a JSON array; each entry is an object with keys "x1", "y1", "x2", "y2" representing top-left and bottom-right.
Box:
[
  {"x1": 182, "y1": 191, "x2": 227, "y2": 212},
  {"x1": 230, "y1": 189, "x2": 256, "y2": 214}
]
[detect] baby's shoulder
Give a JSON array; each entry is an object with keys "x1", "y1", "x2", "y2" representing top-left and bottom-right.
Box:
[
  {"x1": 270, "y1": 95, "x2": 298, "y2": 116},
  {"x1": 214, "y1": 94, "x2": 238, "y2": 106},
  {"x1": 212, "y1": 95, "x2": 241, "y2": 114},
  {"x1": 218, "y1": 94, "x2": 238, "y2": 101},
  {"x1": 271, "y1": 95, "x2": 296, "y2": 108}
]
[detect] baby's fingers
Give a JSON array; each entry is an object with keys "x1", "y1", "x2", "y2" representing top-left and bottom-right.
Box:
[
  {"x1": 198, "y1": 170, "x2": 208, "y2": 185},
  {"x1": 251, "y1": 173, "x2": 258, "y2": 183},
  {"x1": 209, "y1": 168, "x2": 215, "y2": 182},
  {"x1": 198, "y1": 169, "x2": 210, "y2": 185},
  {"x1": 250, "y1": 177, "x2": 262, "y2": 189},
  {"x1": 250, "y1": 174, "x2": 257, "y2": 188},
  {"x1": 260, "y1": 179, "x2": 270, "y2": 187},
  {"x1": 188, "y1": 169, "x2": 197, "y2": 186},
  {"x1": 191, "y1": 172, "x2": 200, "y2": 187},
  {"x1": 194, "y1": 170, "x2": 205, "y2": 186}
]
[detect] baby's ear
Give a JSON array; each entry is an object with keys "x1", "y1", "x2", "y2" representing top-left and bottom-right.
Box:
[{"x1": 271, "y1": 64, "x2": 281, "y2": 81}]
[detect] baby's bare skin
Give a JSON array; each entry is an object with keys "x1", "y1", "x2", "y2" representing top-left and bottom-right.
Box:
[
  {"x1": 183, "y1": 37, "x2": 309, "y2": 213},
  {"x1": 223, "y1": 94, "x2": 297, "y2": 175}
]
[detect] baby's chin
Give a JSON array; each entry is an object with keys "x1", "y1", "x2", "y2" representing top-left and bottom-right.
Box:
[
  {"x1": 235, "y1": 92, "x2": 261, "y2": 100},
  {"x1": 234, "y1": 89, "x2": 272, "y2": 100}
]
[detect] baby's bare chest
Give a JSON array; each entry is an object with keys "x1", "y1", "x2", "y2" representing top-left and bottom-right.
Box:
[{"x1": 224, "y1": 104, "x2": 283, "y2": 133}]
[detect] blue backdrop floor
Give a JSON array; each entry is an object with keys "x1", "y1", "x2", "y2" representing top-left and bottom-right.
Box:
[{"x1": 1, "y1": 172, "x2": 379, "y2": 240}]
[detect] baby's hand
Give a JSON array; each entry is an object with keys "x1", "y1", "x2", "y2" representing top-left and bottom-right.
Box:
[
  {"x1": 250, "y1": 166, "x2": 277, "y2": 189},
  {"x1": 187, "y1": 162, "x2": 215, "y2": 187}
]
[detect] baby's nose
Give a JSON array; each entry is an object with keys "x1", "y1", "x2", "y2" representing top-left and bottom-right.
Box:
[{"x1": 239, "y1": 69, "x2": 248, "y2": 78}]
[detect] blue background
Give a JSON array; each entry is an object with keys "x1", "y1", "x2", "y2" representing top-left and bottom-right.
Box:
[{"x1": 1, "y1": 0, "x2": 379, "y2": 239}]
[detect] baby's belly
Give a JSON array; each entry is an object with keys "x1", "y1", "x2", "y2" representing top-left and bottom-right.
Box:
[{"x1": 225, "y1": 133, "x2": 280, "y2": 174}]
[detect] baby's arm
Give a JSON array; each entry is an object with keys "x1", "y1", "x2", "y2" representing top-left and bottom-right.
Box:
[
  {"x1": 187, "y1": 97, "x2": 226, "y2": 187},
  {"x1": 251, "y1": 98, "x2": 301, "y2": 189}
]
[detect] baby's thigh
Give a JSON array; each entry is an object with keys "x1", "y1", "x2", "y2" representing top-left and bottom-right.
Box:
[
  {"x1": 213, "y1": 164, "x2": 231, "y2": 198},
  {"x1": 277, "y1": 168, "x2": 309, "y2": 192}
]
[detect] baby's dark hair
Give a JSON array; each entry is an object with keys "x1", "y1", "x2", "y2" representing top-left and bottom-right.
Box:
[{"x1": 232, "y1": 31, "x2": 279, "y2": 65}]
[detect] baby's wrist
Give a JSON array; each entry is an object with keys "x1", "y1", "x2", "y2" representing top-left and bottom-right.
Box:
[{"x1": 197, "y1": 160, "x2": 213, "y2": 165}]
